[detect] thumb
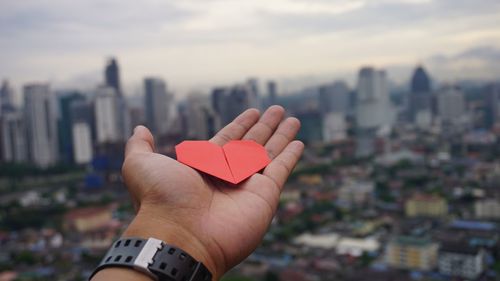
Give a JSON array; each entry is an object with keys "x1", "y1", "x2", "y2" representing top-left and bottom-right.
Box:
[{"x1": 125, "y1": 125, "x2": 156, "y2": 157}]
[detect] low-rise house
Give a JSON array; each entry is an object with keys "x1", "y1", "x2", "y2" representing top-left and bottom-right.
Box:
[
  {"x1": 405, "y1": 194, "x2": 448, "y2": 218},
  {"x1": 294, "y1": 233, "x2": 379, "y2": 257},
  {"x1": 337, "y1": 180, "x2": 374, "y2": 209},
  {"x1": 336, "y1": 237, "x2": 380, "y2": 257},
  {"x1": 64, "y1": 205, "x2": 115, "y2": 233},
  {"x1": 475, "y1": 199, "x2": 500, "y2": 219},
  {"x1": 64, "y1": 205, "x2": 120, "y2": 249}
]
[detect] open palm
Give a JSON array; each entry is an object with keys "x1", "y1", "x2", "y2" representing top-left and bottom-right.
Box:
[{"x1": 122, "y1": 106, "x2": 303, "y2": 279}]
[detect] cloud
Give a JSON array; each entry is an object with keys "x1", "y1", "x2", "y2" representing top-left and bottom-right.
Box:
[
  {"x1": 426, "y1": 46, "x2": 500, "y2": 81},
  {"x1": 0, "y1": 0, "x2": 500, "y2": 94}
]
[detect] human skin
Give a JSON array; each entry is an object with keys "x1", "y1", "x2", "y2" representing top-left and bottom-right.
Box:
[{"x1": 91, "y1": 106, "x2": 304, "y2": 281}]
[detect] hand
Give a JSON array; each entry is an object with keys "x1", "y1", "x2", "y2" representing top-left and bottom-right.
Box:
[{"x1": 99, "y1": 106, "x2": 303, "y2": 280}]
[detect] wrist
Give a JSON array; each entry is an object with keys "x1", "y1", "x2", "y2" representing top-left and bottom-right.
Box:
[{"x1": 122, "y1": 206, "x2": 224, "y2": 281}]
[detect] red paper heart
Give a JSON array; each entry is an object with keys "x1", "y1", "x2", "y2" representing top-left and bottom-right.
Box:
[{"x1": 175, "y1": 140, "x2": 271, "y2": 184}]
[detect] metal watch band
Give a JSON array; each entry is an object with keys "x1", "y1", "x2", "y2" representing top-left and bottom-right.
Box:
[{"x1": 89, "y1": 237, "x2": 212, "y2": 281}]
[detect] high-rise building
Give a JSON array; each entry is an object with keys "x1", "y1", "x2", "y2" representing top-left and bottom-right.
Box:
[
  {"x1": 409, "y1": 66, "x2": 432, "y2": 121},
  {"x1": 355, "y1": 67, "x2": 394, "y2": 157},
  {"x1": 182, "y1": 94, "x2": 219, "y2": 140},
  {"x1": 483, "y1": 84, "x2": 500, "y2": 129},
  {"x1": 144, "y1": 77, "x2": 173, "y2": 137},
  {"x1": 70, "y1": 100, "x2": 95, "y2": 165},
  {"x1": 57, "y1": 91, "x2": 85, "y2": 164},
  {"x1": 211, "y1": 87, "x2": 228, "y2": 112},
  {"x1": 322, "y1": 112, "x2": 347, "y2": 142},
  {"x1": 267, "y1": 81, "x2": 278, "y2": 106},
  {"x1": 212, "y1": 84, "x2": 256, "y2": 126},
  {"x1": 128, "y1": 102, "x2": 146, "y2": 133},
  {"x1": 226, "y1": 85, "x2": 255, "y2": 124},
  {"x1": 103, "y1": 57, "x2": 131, "y2": 140},
  {"x1": 23, "y1": 83, "x2": 58, "y2": 167},
  {"x1": 319, "y1": 81, "x2": 350, "y2": 115},
  {"x1": 356, "y1": 67, "x2": 394, "y2": 130},
  {"x1": 296, "y1": 111, "x2": 323, "y2": 143},
  {"x1": 436, "y1": 86, "x2": 465, "y2": 123},
  {"x1": 72, "y1": 122, "x2": 93, "y2": 165},
  {"x1": 411, "y1": 66, "x2": 431, "y2": 93},
  {"x1": 0, "y1": 80, "x2": 15, "y2": 114},
  {"x1": 105, "y1": 58, "x2": 121, "y2": 96},
  {"x1": 94, "y1": 86, "x2": 121, "y2": 144},
  {"x1": 0, "y1": 110, "x2": 27, "y2": 163},
  {"x1": 246, "y1": 78, "x2": 261, "y2": 109}
]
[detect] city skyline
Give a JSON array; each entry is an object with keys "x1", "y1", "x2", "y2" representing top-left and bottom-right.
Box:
[{"x1": 1, "y1": 0, "x2": 500, "y2": 96}]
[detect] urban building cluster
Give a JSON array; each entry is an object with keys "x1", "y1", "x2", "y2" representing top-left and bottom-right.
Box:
[{"x1": 0, "y1": 58, "x2": 500, "y2": 280}]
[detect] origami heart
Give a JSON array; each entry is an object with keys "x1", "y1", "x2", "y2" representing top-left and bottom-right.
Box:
[{"x1": 175, "y1": 140, "x2": 271, "y2": 184}]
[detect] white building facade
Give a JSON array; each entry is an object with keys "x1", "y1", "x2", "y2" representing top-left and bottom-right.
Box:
[
  {"x1": 438, "y1": 245, "x2": 484, "y2": 279},
  {"x1": 23, "y1": 83, "x2": 58, "y2": 167},
  {"x1": 95, "y1": 86, "x2": 121, "y2": 144},
  {"x1": 72, "y1": 122, "x2": 93, "y2": 164}
]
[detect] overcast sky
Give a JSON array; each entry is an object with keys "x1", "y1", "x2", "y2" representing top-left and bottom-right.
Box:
[{"x1": 1, "y1": 0, "x2": 500, "y2": 95}]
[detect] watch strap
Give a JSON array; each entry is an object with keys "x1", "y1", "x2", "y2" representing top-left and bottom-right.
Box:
[{"x1": 89, "y1": 237, "x2": 212, "y2": 281}]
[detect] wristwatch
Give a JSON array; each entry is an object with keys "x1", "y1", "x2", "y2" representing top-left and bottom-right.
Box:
[{"x1": 89, "y1": 237, "x2": 212, "y2": 281}]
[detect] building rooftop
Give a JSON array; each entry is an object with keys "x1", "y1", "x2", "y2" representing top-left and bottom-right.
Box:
[
  {"x1": 392, "y1": 236, "x2": 434, "y2": 247},
  {"x1": 410, "y1": 194, "x2": 445, "y2": 202},
  {"x1": 294, "y1": 233, "x2": 340, "y2": 248},
  {"x1": 439, "y1": 242, "x2": 481, "y2": 255},
  {"x1": 449, "y1": 220, "x2": 497, "y2": 231}
]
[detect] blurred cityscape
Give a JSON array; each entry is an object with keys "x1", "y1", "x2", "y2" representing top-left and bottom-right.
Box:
[{"x1": 1, "y1": 57, "x2": 500, "y2": 281}]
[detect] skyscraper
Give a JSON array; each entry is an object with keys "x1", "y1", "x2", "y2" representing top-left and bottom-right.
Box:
[
  {"x1": 356, "y1": 67, "x2": 394, "y2": 130},
  {"x1": 247, "y1": 78, "x2": 261, "y2": 108},
  {"x1": 322, "y1": 112, "x2": 347, "y2": 142},
  {"x1": 0, "y1": 80, "x2": 15, "y2": 114},
  {"x1": 72, "y1": 122, "x2": 93, "y2": 165},
  {"x1": 319, "y1": 81, "x2": 350, "y2": 115},
  {"x1": 94, "y1": 86, "x2": 121, "y2": 144},
  {"x1": 211, "y1": 87, "x2": 228, "y2": 112},
  {"x1": 267, "y1": 81, "x2": 278, "y2": 106},
  {"x1": 409, "y1": 66, "x2": 432, "y2": 121},
  {"x1": 411, "y1": 66, "x2": 431, "y2": 93},
  {"x1": 103, "y1": 57, "x2": 131, "y2": 140},
  {"x1": 144, "y1": 77, "x2": 173, "y2": 137},
  {"x1": 355, "y1": 67, "x2": 394, "y2": 157},
  {"x1": 226, "y1": 84, "x2": 256, "y2": 125},
  {"x1": 483, "y1": 84, "x2": 500, "y2": 129},
  {"x1": 211, "y1": 84, "x2": 256, "y2": 126},
  {"x1": 71, "y1": 100, "x2": 96, "y2": 141},
  {"x1": 182, "y1": 94, "x2": 219, "y2": 140},
  {"x1": 57, "y1": 91, "x2": 85, "y2": 164},
  {"x1": 23, "y1": 83, "x2": 58, "y2": 167},
  {"x1": 70, "y1": 100, "x2": 95, "y2": 164},
  {"x1": 437, "y1": 86, "x2": 465, "y2": 123},
  {"x1": 0, "y1": 111, "x2": 27, "y2": 163},
  {"x1": 105, "y1": 58, "x2": 121, "y2": 96}
]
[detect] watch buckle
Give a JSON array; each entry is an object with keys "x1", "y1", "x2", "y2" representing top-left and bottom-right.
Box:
[{"x1": 133, "y1": 238, "x2": 164, "y2": 279}]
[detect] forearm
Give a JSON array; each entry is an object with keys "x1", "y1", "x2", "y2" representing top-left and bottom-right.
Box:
[{"x1": 91, "y1": 208, "x2": 223, "y2": 281}]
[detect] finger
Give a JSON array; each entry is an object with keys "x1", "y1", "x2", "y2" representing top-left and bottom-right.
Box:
[
  {"x1": 264, "y1": 117, "x2": 301, "y2": 159},
  {"x1": 210, "y1": 108, "x2": 260, "y2": 145},
  {"x1": 243, "y1": 105, "x2": 285, "y2": 144},
  {"x1": 263, "y1": 140, "x2": 304, "y2": 189},
  {"x1": 125, "y1": 125, "x2": 155, "y2": 158}
]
